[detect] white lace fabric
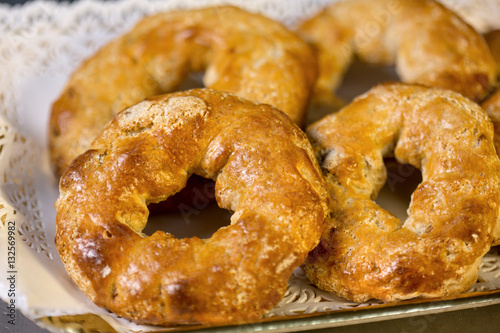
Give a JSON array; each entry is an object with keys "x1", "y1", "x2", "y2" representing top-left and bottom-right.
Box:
[{"x1": 0, "y1": 1, "x2": 499, "y2": 332}]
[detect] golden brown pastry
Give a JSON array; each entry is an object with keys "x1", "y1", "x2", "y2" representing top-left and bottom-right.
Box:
[
  {"x1": 298, "y1": 0, "x2": 496, "y2": 108},
  {"x1": 481, "y1": 29, "x2": 500, "y2": 155},
  {"x1": 304, "y1": 83, "x2": 500, "y2": 303},
  {"x1": 54, "y1": 89, "x2": 329, "y2": 326},
  {"x1": 485, "y1": 30, "x2": 500, "y2": 73},
  {"x1": 481, "y1": 29, "x2": 500, "y2": 245},
  {"x1": 481, "y1": 92, "x2": 500, "y2": 155},
  {"x1": 49, "y1": 5, "x2": 317, "y2": 177}
]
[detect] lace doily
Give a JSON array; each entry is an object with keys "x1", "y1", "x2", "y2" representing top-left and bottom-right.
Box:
[{"x1": 0, "y1": 1, "x2": 499, "y2": 333}]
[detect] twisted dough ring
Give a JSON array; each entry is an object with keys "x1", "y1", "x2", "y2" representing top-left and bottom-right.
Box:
[
  {"x1": 304, "y1": 83, "x2": 500, "y2": 303},
  {"x1": 49, "y1": 5, "x2": 317, "y2": 176},
  {"x1": 298, "y1": 0, "x2": 496, "y2": 108},
  {"x1": 54, "y1": 89, "x2": 329, "y2": 325}
]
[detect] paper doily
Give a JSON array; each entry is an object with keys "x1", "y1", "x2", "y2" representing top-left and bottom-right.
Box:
[{"x1": 1, "y1": 1, "x2": 500, "y2": 332}]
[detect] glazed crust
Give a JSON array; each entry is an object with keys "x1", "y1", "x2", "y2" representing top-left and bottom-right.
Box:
[
  {"x1": 481, "y1": 29, "x2": 500, "y2": 244},
  {"x1": 484, "y1": 30, "x2": 500, "y2": 76},
  {"x1": 304, "y1": 83, "x2": 500, "y2": 303},
  {"x1": 298, "y1": 0, "x2": 496, "y2": 107},
  {"x1": 483, "y1": 89, "x2": 500, "y2": 155},
  {"x1": 481, "y1": 30, "x2": 500, "y2": 155},
  {"x1": 54, "y1": 89, "x2": 329, "y2": 326},
  {"x1": 49, "y1": 5, "x2": 317, "y2": 177}
]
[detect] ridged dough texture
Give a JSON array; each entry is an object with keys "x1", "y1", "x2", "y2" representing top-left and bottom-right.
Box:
[
  {"x1": 298, "y1": 0, "x2": 496, "y2": 108},
  {"x1": 54, "y1": 89, "x2": 329, "y2": 326},
  {"x1": 49, "y1": 5, "x2": 317, "y2": 177},
  {"x1": 304, "y1": 83, "x2": 500, "y2": 303}
]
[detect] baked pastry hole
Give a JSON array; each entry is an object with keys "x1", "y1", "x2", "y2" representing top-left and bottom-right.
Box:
[
  {"x1": 336, "y1": 58, "x2": 399, "y2": 103},
  {"x1": 144, "y1": 175, "x2": 231, "y2": 239},
  {"x1": 176, "y1": 71, "x2": 205, "y2": 91},
  {"x1": 307, "y1": 58, "x2": 399, "y2": 125},
  {"x1": 375, "y1": 158, "x2": 422, "y2": 221}
]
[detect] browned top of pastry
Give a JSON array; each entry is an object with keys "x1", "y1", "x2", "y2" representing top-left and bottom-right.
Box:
[
  {"x1": 49, "y1": 5, "x2": 317, "y2": 176},
  {"x1": 298, "y1": 0, "x2": 496, "y2": 107},
  {"x1": 304, "y1": 83, "x2": 500, "y2": 303},
  {"x1": 54, "y1": 89, "x2": 329, "y2": 326}
]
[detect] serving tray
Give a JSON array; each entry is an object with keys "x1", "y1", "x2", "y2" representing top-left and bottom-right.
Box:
[{"x1": 1, "y1": 1, "x2": 500, "y2": 332}]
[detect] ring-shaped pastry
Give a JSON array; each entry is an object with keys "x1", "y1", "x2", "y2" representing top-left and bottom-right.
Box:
[
  {"x1": 298, "y1": 0, "x2": 496, "y2": 108},
  {"x1": 55, "y1": 88, "x2": 329, "y2": 325},
  {"x1": 49, "y1": 5, "x2": 317, "y2": 176},
  {"x1": 303, "y1": 83, "x2": 500, "y2": 303}
]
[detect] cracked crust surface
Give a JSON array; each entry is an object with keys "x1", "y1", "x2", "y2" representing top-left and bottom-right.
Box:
[
  {"x1": 304, "y1": 83, "x2": 500, "y2": 303},
  {"x1": 54, "y1": 88, "x2": 329, "y2": 326},
  {"x1": 49, "y1": 5, "x2": 317, "y2": 177}
]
